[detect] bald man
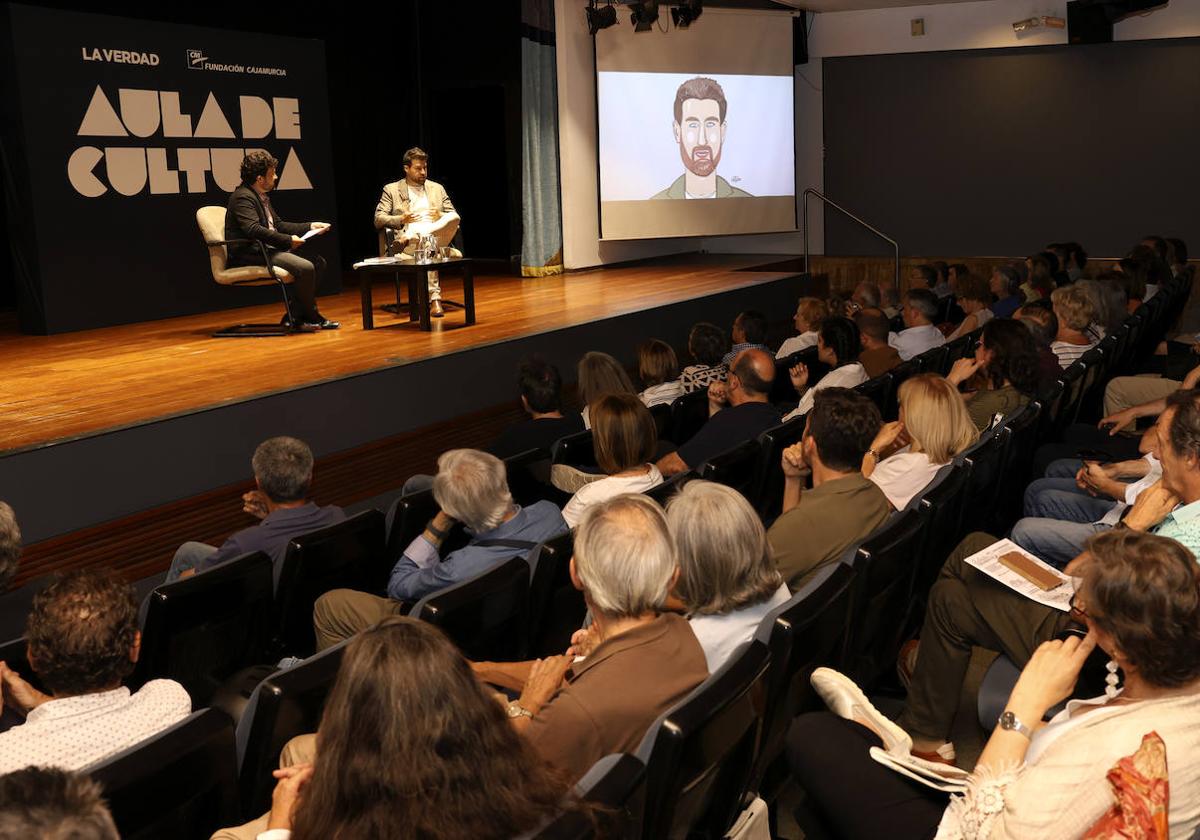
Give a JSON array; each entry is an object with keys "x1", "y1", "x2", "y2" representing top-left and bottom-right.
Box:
[{"x1": 658, "y1": 348, "x2": 781, "y2": 476}]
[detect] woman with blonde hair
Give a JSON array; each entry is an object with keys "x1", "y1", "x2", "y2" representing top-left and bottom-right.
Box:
[
  {"x1": 556, "y1": 393, "x2": 663, "y2": 527},
  {"x1": 862, "y1": 373, "x2": 978, "y2": 509},
  {"x1": 1050, "y1": 285, "x2": 1099, "y2": 368},
  {"x1": 576, "y1": 351, "x2": 636, "y2": 429},
  {"x1": 777, "y1": 297, "x2": 828, "y2": 358}
]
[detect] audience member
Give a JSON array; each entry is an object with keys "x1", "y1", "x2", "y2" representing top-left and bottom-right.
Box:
[
  {"x1": 556, "y1": 394, "x2": 663, "y2": 528},
  {"x1": 473, "y1": 495, "x2": 708, "y2": 783},
  {"x1": 896, "y1": 388, "x2": 1200, "y2": 765},
  {"x1": 792, "y1": 529, "x2": 1200, "y2": 838},
  {"x1": 577, "y1": 351, "x2": 636, "y2": 430},
  {"x1": 784, "y1": 317, "x2": 868, "y2": 420},
  {"x1": 855, "y1": 309, "x2": 902, "y2": 378},
  {"x1": 947, "y1": 318, "x2": 1040, "y2": 430},
  {"x1": 166, "y1": 436, "x2": 344, "y2": 585},
  {"x1": 768, "y1": 388, "x2": 890, "y2": 589},
  {"x1": 890, "y1": 288, "x2": 946, "y2": 361},
  {"x1": 1014, "y1": 301, "x2": 1063, "y2": 389},
  {"x1": 862, "y1": 374, "x2": 977, "y2": 510},
  {"x1": 1050, "y1": 284, "x2": 1099, "y2": 368},
  {"x1": 944, "y1": 273, "x2": 994, "y2": 340},
  {"x1": 1102, "y1": 361, "x2": 1200, "y2": 433},
  {"x1": 989, "y1": 265, "x2": 1024, "y2": 319},
  {"x1": 1076, "y1": 273, "x2": 1127, "y2": 337},
  {"x1": 931, "y1": 262, "x2": 952, "y2": 297},
  {"x1": 909, "y1": 264, "x2": 937, "y2": 295},
  {"x1": 1062, "y1": 241, "x2": 1087, "y2": 282},
  {"x1": 217, "y1": 617, "x2": 593, "y2": 840},
  {"x1": 776, "y1": 297, "x2": 827, "y2": 357},
  {"x1": 664, "y1": 481, "x2": 790, "y2": 671},
  {"x1": 0, "y1": 570, "x2": 191, "y2": 773},
  {"x1": 0, "y1": 767, "x2": 118, "y2": 839},
  {"x1": 721, "y1": 310, "x2": 771, "y2": 365},
  {"x1": 881, "y1": 285, "x2": 902, "y2": 320},
  {"x1": 1024, "y1": 252, "x2": 1056, "y2": 301},
  {"x1": 486, "y1": 357, "x2": 583, "y2": 459},
  {"x1": 1167, "y1": 237, "x2": 1189, "y2": 278},
  {"x1": 945, "y1": 262, "x2": 969, "y2": 296},
  {"x1": 847, "y1": 282, "x2": 882, "y2": 315},
  {"x1": 313, "y1": 449, "x2": 566, "y2": 649},
  {"x1": 680, "y1": 322, "x2": 729, "y2": 393},
  {"x1": 636, "y1": 339, "x2": 684, "y2": 407},
  {"x1": 656, "y1": 349, "x2": 780, "y2": 477},
  {"x1": 0, "y1": 503, "x2": 20, "y2": 594}
]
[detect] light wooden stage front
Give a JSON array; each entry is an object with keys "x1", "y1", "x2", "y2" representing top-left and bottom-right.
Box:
[{"x1": 1, "y1": 253, "x2": 804, "y2": 454}]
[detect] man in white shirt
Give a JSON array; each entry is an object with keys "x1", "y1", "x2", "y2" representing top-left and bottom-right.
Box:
[
  {"x1": 889, "y1": 288, "x2": 946, "y2": 361},
  {"x1": 374, "y1": 147, "x2": 462, "y2": 318},
  {"x1": 0, "y1": 570, "x2": 191, "y2": 773}
]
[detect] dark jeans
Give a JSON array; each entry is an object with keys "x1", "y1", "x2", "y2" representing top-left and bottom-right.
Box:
[
  {"x1": 240, "y1": 250, "x2": 325, "y2": 322},
  {"x1": 787, "y1": 712, "x2": 946, "y2": 840}
]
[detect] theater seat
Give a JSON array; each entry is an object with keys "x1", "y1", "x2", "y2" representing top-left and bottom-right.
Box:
[
  {"x1": 409, "y1": 555, "x2": 531, "y2": 662},
  {"x1": 87, "y1": 708, "x2": 239, "y2": 840},
  {"x1": 196, "y1": 206, "x2": 296, "y2": 338},
  {"x1": 668, "y1": 389, "x2": 710, "y2": 447},
  {"x1": 526, "y1": 753, "x2": 647, "y2": 840},
  {"x1": 697, "y1": 439, "x2": 762, "y2": 505},
  {"x1": 526, "y1": 530, "x2": 584, "y2": 658},
  {"x1": 635, "y1": 640, "x2": 771, "y2": 839}
]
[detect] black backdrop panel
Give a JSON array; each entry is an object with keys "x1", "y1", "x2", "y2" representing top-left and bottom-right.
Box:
[
  {"x1": 823, "y1": 38, "x2": 1200, "y2": 257},
  {"x1": 5, "y1": 4, "x2": 340, "y2": 333}
]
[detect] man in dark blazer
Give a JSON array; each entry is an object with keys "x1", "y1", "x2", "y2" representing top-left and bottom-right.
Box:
[{"x1": 225, "y1": 150, "x2": 337, "y2": 330}]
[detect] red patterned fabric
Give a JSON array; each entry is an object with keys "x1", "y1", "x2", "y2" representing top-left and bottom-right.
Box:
[{"x1": 1082, "y1": 731, "x2": 1170, "y2": 840}]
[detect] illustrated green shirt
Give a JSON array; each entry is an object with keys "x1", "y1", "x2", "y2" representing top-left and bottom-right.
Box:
[{"x1": 650, "y1": 174, "x2": 753, "y2": 200}]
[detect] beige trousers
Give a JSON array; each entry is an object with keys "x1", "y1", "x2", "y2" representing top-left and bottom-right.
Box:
[
  {"x1": 209, "y1": 735, "x2": 318, "y2": 840},
  {"x1": 400, "y1": 215, "x2": 461, "y2": 301},
  {"x1": 312, "y1": 588, "x2": 407, "y2": 652},
  {"x1": 1103, "y1": 374, "x2": 1181, "y2": 417}
]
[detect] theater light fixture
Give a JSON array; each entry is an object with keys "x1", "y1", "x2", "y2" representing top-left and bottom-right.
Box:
[
  {"x1": 671, "y1": 0, "x2": 703, "y2": 28},
  {"x1": 1012, "y1": 16, "x2": 1041, "y2": 31},
  {"x1": 586, "y1": 0, "x2": 618, "y2": 35},
  {"x1": 630, "y1": 0, "x2": 660, "y2": 32}
]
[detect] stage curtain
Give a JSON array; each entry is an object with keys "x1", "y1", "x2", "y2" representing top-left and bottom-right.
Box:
[{"x1": 520, "y1": 0, "x2": 563, "y2": 278}]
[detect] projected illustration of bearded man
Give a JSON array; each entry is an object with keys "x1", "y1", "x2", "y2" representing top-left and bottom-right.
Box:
[{"x1": 651, "y1": 77, "x2": 752, "y2": 200}]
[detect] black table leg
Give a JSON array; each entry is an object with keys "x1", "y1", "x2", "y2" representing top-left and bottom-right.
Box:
[
  {"x1": 360, "y1": 276, "x2": 373, "y2": 330},
  {"x1": 418, "y1": 270, "x2": 431, "y2": 331},
  {"x1": 463, "y1": 263, "x2": 476, "y2": 326}
]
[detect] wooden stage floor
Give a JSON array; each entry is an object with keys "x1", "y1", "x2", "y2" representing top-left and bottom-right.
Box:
[{"x1": 0, "y1": 254, "x2": 802, "y2": 453}]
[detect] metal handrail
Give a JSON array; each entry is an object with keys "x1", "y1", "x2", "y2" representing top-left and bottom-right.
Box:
[{"x1": 802, "y1": 188, "x2": 900, "y2": 293}]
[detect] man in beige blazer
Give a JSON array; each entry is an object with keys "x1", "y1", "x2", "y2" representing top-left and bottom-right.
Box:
[{"x1": 374, "y1": 147, "x2": 461, "y2": 317}]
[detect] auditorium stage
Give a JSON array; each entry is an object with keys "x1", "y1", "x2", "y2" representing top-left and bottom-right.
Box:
[{"x1": 3, "y1": 253, "x2": 813, "y2": 584}]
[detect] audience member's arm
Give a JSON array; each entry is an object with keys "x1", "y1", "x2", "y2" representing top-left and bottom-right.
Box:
[
  {"x1": 1074, "y1": 461, "x2": 1128, "y2": 502},
  {"x1": 946, "y1": 357, "x2": 984, "y2": 392},
  {"x1": 264, "y1": 763, "x2": 314, "y2": 833},
  {"x1": 656, "y1": 450, "x2": 689, "y2": 478},
  {"x1": 707, "y1": 381, "x2": 729, "y2": 418},
  {"x1": 385, "y1": 512, "x2": 455, "y2": 601},
  {"x1": 861, "y1": 421, "x2": 905, "y2": 479},
  {"x1": 975, "y1": 633, "x2": 1096, "y2": 776},
  {"x1": 0, "y1": 663, "x2": 52, "y2": 716},
  {"x1": 1121, "y1": 480, "x2": 1180, "y2": 532},
  {"x1": 509, "y1": 655, "x2": 573, "y2": 734},
  {"x1": 1100, "y1": 365, "x2": 1200, "y2": 435},
  {"x1": 470, "y1": 659, "x2": 535, "y2": 692},
  {"x1": 780, "y1": 443, "x2": 810, "y2": 515}
]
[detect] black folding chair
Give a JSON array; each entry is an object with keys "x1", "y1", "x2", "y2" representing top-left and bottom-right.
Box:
[
  {"x1": 994, "y1": 401, "x2": 1043, "y2": 531},
  {"x1": 697, "y1": 439, "x2": 762, "y2": 505},
  {"x1": 410, "y1": 556, "x2": 531, "y2": 662},
  {"x1": 274, "y1": 510, "x2": 387, "y2": 656},
  {"x1": 636, "y1": 641, "x2": 772, "y2": 840},
  {"x1": 649, "y1": 402, "x2": 673, "y2": 443},
  {"x1": 854, "y1": 372, "x2": 892, "y2": 418},
  {"x1": 88, "y1": 709, "x2": 239, "y2": 840},
  {"x1": 526, "y1": 530, "x2": 584, "y2": 658},
  {"x1": 668, "y1": 389, "x2": 711, "y2": 447},
  {"x1": 956, "y1": 425, "x2": 1012, "y2": 535},
  {"x1": 753, "y1": 415, "x2": 808, "y2": 525},
  {"x1": 531, "y1": 754, "x2": 647, "y2": 840},
  {"x1": 233, "y1": 641, "x2": 347, "y2": 818},
  {"x1": 881, "y1": 359, "x2": 920, "y2": 420},
  {"x1": 911, "y1": 464, "x2": 970, "y2": 602},
  {"x1": 551, "y1": 428, "x2": 597, "y2": 469},
  {"x1": 132, "y1": 551, "x2": 274, "y2": 706},
  {"x1": 913, "y1": 343, "x2": 949, "y2": 376}
]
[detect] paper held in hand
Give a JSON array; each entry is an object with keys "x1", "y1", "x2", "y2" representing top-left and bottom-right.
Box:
[
  {"x1": 300, "y1": 228, "x2": 322, "y2": 241},
  {"x1": 963, "y1": 539, "x2": 1077, "y2": 612}
]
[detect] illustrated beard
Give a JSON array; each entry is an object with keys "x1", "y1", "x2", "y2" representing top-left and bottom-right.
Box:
[{"x1": 680, "y1": 142, "x2": 721, "y2": 177}]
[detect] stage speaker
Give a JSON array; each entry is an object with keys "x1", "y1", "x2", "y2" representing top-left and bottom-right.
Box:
[
  {"x1": 1068, "y1": 1, "x2": 1114, "y2": 43},
  {"x1": 794, "y1": 13, "x2": 809, "y2": 65}
]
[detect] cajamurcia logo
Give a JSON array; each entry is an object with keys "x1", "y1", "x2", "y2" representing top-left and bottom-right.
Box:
[{"x1": 187, "y1": 49, "x2": 208, "y2": 69}]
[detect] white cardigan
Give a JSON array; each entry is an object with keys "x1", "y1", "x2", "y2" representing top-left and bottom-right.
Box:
[{"x1": 936, "y1": 691, "x2": 1200, "y2": 839}]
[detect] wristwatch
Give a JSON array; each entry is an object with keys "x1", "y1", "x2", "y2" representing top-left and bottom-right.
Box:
[
  {"x1": 506, "y1": 700, "x2": 532, "y2": 719},
  {"x1": 997, "y1": 709, "x2": 1032, "y2": 739}
]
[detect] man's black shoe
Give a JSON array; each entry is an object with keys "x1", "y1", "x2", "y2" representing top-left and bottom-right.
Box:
[{"x1": 308, "y1": 318, "x2": 340, "y2": 330}]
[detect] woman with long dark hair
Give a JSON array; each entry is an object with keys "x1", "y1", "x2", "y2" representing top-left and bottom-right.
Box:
[
  {"x1": 946, "y1": 318, "x2": 1041, "y2": 430},
  {"x1": 215, "y1": 617, "x2": 592, "y2": 839}
]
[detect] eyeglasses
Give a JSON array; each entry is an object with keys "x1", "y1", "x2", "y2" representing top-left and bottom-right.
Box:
[{"x1": 1068, "y1": 592, "x2": 1088, "y2": 622}]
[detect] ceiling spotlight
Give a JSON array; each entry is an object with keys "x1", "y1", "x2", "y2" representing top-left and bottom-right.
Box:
[
  {"x1": 630, "y1": 0, "x2": 660, "y2": 32},
  {"x1": 586, "y1": 1, "x2": 617, "y2": 35},
  {"x1": 671, "y1": 0, "x2": 703, "y2": 28}
]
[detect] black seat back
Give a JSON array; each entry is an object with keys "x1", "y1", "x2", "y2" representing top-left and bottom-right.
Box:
[
  {"x1": 957, "y1": 425, "x2": 1012, "y2": 535},
  {"x1": 1070, "y1": 347, "x2": 1107, "y2": 426},
  {"x1": 526, "y1": 530, "x2": 585, "y2": 658},
  {"x1": 531, "y1": 754, "x2": 647, "y2": 840},
  {"x1": 697, "y1": 439, "x2": 762, "y2": 504},
  {"x1": 669, "y1": 389, "x2": 711, "y2": 447},
  {"x1": 994, "y1": 401, "x2": 1043, "y2": 529},
  {"x1": 913, "y1": 343, "x2": 950, "y2": 376},
  {"x1": 89, "y1": 709, "x2": 239, "y2": 840},
  {"x1": 275, "y1": 510, "x2": 386, "y2": 656},
  {"x1": 649, "y1": 402, "x2": 673, "y2": 442},
  {"x1": 644, "y1": 473, "x2": 690, "y2": 507},
  {"x1": 750, "y1": 562, "x2": 856, "y2": 800},
  {"x1": 506, "y1": 447, "x2": 554, "y2": 506},
  {"x1": 551, "y1": 428, "x2": 597, "y2": 468},
  {"x1": 882, "y1": 359, "x2": 920, "y2": 420},
  {"x1": 771, "y1": 348, "x2": 826, "y2": 407},
  {"x1": 637, "y1": 641, "x2": 772, "y2": 840},
  {"x1": 912, "y1": 464, "x2": 970, "y2": 600},
  {"x1": 940, "y1": 330, "x2": 978, "y2": 373},
  {"x1": 753, "y1": 415, "x2": 807, "y2": 524},
  {"x1": 236, "y1": 642, "x2": 347, "y2": 817},
  {"x1": 386, "y1": 488, "x2": 438, "y2": 563},
  {"x1": 853, "y1": 373, "x2": 892, "y2": 417},
  {"x1": 410, "y1": 556, "x2": 531, "y2": 662},
  {"x1": 133, "y1": 551, "x2": 274, "y2": 706},
  {"x1": 842, "y1": 508, "x2": 928, "y2": 688}
]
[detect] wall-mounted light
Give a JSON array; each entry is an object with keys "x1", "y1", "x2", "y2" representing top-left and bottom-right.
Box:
[
  {"x1": 630, "y1": 0, "x2": 660, "y2": 32},
  {"x1": 586, "y1": 0, "x2": 618, "y2": 35}
]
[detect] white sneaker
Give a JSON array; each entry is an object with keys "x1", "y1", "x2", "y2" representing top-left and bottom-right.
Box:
[{"x1": 811, "y1": 667, "x2": 914, "y2": 755}]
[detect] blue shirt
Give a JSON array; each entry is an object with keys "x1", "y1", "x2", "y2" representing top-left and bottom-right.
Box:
[
  {"x1": 388, "y1": 501, "x2": 568, "y2": 602},
  {"x1": 200, "y1": 502, "x2": 346, "y2": 584},
  {"x1": 1153, "y1": 498, "x2": 1200, "y2": 557}
]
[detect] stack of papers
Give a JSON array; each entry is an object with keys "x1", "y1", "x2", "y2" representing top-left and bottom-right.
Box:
[
  {"x1": 963, "y1": 539, "x2": 1077, "y2": 612},
  {"x1": 353, "y1": 256, "x2": 403, "y2": 268}
]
